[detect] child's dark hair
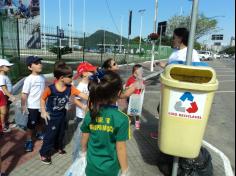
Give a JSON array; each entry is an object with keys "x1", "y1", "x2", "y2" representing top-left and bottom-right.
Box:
[
  {"x1": 88, "y1": 70, "x2": 123, "y2": 121},
  {"x1": 174, "y1": 28, "x2": 189, "y2": 46},
  {"x1": 132, "y1": 64, "x2": 142, "y2": 74},
  {"x1": 54, "y1": 61, "x2": 73, "y2": 79},
  {"x1": 102, "y1": 58, "x2": 114, "y2": 70}
]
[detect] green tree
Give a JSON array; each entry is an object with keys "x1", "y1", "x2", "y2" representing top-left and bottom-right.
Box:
[
  {"x1": 166, "y1": 14, "x2": 218, "y2": 40},
  {"x1": 219, "y1": 46, "x2": 235, "y2": 55}
]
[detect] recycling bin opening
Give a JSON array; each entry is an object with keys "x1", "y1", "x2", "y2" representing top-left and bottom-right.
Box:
[{"x1": 170, "y1": 67, "x2": 213, "y2": 83}]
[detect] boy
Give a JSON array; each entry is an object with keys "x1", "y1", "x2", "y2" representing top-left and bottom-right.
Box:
[
  {"x1": 21, "y1": 56, "x2": 45, "y2": 152},
  {"x1": 39, "y1": 61, "x2": 88, "y2": 164}
]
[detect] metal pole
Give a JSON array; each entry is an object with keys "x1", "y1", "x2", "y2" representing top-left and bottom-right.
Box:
[
  {"x1": 138, "y1": 10, "x2": 145, "y2": 53},
  {"x1": 120, "y1": 16, "x2": 123, "y2": 53},
  {"x1": 159, "y1": 25, "x2": 162, "y2": 47},
  {"x1": 151, "y1": 0, "x2": 158, "y2": 72},
  {"x1": 103, "y1": 30, "x2": 106, "y2": 54},
  {"x1": 0, "y1": 16, "x2": 5, "y2": 58},
  {"x1": 43, "y1": 0, "x2": 46, "y2": 55},
  {"x1": 172, "y1": 157, "x2": 179, "y2": 176},
  {"x1": 83, "y1": 32, "x2": 85, "y2": 62},
  {"x1": 186, "y1": 0, "x2": 199, "y2": 65},
  {"x1": 59, "y1": 0, "x2": 62, "y2": 49},
  {"x1": 16, "y1": 18, "x2": 20, "y2": 59}
]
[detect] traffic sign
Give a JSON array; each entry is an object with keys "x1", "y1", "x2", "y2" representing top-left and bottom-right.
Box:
[
  {"x1": 157, "y1": 21, "x2": 167, "y2": 36},
  {"x1": 212, "y1": 34, "x2": 223, "y2": 40}
]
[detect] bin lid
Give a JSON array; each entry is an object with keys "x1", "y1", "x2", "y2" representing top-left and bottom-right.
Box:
[{"x1": 160, "y1": 64, "x2": 219, "y2": 91}]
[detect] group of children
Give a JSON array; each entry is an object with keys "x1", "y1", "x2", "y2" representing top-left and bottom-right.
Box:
[{"x1": 0, "y1": 56, "x2": 145, "y2": 175}]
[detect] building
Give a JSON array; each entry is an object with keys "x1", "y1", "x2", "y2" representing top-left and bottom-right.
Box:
[{"x1": 230, "y1": 37, "x2": 235, "y2": 46}]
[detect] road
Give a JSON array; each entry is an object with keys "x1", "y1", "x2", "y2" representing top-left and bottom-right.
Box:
[{"x1": 143, "y1": 58, "x2": 235, "y2": 173}]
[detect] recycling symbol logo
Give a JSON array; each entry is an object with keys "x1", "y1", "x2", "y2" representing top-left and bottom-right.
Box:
[{"x1": 174, "y1": 92, "x2": 198, "y2": 113}]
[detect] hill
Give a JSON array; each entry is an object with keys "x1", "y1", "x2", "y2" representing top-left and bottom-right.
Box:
[{"x1": 79, "y1": 30, "x2": 128, "y2": 49}]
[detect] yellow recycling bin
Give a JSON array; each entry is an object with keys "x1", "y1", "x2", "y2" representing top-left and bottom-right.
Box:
[{"x1": 158, "y1": 64, "x2": 218, "y2": 158}]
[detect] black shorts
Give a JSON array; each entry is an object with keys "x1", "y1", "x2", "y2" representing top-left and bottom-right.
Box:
[{"x1": 27, "y1": 109, "x2": 42, "y2": 130}]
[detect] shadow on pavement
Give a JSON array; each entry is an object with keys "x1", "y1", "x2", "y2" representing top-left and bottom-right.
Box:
[{"x1": 133, "y1": 108, "x2": 174, "y2": 176}]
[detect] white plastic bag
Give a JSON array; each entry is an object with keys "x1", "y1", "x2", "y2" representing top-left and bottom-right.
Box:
[
  {"x1": 64, "y1": 153, "x2": 87, "y2": 176},
  {"x1": 14, "y1": 100, "x2": 28, "y2": 129},
  {"x1": 127, "y1": 90, "x2": 145, "y2": 116},
  {"x1": 72, "y1": 125, "x2": 82, "y2": 162}
]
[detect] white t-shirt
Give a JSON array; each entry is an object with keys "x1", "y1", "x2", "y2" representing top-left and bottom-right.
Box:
[
  {"x1": 168, "y1": 47, "x2": 200, "y2": 64},
  {"x1": 22, "y1": 74, "x2": 45, "y2": 109},
  {"x1": 75, "y1": 82, "x2": 89, "y2": 119},
  {"x1": 0, "y1": 75, "x2": 13, "y2": 94}
]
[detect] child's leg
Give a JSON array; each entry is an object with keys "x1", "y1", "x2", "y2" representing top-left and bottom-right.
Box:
[
  {"x1": 54, "y1": 117, "x2": 67, "y2": 153},
  {"x1": 0, "y1": 106, "x2": 7, "y2": 131},
  {"x1": 135, "y1": 116, "x2": 140, "y2": 130},
  {"x1": 72, "y1": 117, "x2": 83, "y2": 161},
  {"x1": 40, "y1": 119, "x2": 58, "y2": 158}
]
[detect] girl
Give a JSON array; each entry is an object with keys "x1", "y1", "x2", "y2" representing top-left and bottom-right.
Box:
[
  {"x1": 80, "y1": 71, "x2": 130, "y2": 176},
  {"x1": 39, "y1": 61, "x2": 88, "y2": 164}
]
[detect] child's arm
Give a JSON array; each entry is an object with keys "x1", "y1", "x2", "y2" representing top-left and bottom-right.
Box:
[
  {"x1": 119, "y1": 85, "x2": 136, "y2": 99},
  {"x1": 71, "y1": 86, "x2": 88, "y2": 100},
  {"x1": 116, "y1": 141, "x2": 128, "y2": 174},
  {"x1": 40, "y1": 87, "x2": 51, "y2": 124},
  {"x1": 1, "y1": 85, "x2": 15, "y2": 101},
  {"x1": 74, "y1": 98, "x2": 87, "y2": 111},
  {"x1": 81, "y1": 133, "x2": 90, "y2": 153},
  {"x1": 21, "y1": 93, "x2": 28, "y2": 113}
]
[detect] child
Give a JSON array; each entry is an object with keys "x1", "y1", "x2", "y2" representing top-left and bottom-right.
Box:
[
  {"x1": 72, "y1": 62, "x2": 96, "y2": 162},
  {"x1": 39, "y1": 61, "x2": 88, "y2": 165},
  {"x1": 0, "y1": 58, "x2": 16, "y2": 133},
  {"x1": 80, "y1": 70, "x2": 130, "y2": 176},
  {"x1": 125, "y1": 64, "x2": 145, "y2": 130},
  {"x1": 21, "y1": 56, "x2": 45, "y2": 152}
]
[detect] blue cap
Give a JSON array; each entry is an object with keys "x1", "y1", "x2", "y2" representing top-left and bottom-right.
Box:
[{"x1": 26, "y1": 56, "x2": 43, "y2": 66}]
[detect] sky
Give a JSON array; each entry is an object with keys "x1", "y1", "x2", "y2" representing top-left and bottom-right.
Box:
[{"x1": 41, "y1": 0, "x2": 235, "y2": 46}]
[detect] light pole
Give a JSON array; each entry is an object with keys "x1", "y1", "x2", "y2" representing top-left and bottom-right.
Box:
[
  {"x1": 82, "y1": 0, "x2": 86, "y2": 62},
  {"x1": 138, "y1": 9, "x2": 146, "y2": 53},
  {"x1": 43, "y1": 0, "x2": 46, "y2": 54},
  {"x1": 120, "y1": 16, "x2": 123, "y2": 53},
  {"x1": 150, "y1": 0, "x2": 158, "y2": 72}
]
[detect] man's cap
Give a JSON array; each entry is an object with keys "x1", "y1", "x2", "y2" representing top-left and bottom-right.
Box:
[
  {"x1": 0, "y1": 59, "x2": 14, "y2": 67},
  {"x1": 26, "y1": 56, "x2": 43, "y2": 66},
  {"x1": 74, "y1": 62, "x2": 97, "y2": 80}
]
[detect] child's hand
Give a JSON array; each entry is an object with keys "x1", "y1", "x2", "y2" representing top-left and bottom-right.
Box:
[
  {"x1": 41, "y1": 111, "x2": 50, "y2": 125},
  {"x1": 9, "y1": 95, "x2": 16, "y2": 102},
  {"x1": 133, "y1": 80, "x2": 144, "y2": 90},
  {"x1": 21, "y1": 105, "x2": 28, "y2": 115}
]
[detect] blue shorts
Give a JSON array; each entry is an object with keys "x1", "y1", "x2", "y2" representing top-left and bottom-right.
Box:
[{"x1": 27, "y1": 109, "x2": 42, "y2": 130}]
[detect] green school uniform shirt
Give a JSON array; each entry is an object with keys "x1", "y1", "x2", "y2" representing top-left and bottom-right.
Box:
[{"x1": 80, "y1": 106, "x2": 130, "y2": 176}]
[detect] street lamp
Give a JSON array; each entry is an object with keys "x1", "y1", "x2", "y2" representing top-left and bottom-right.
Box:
[
  {"x1": 150, "y1": 0, "x2": 158, "y2": 72},
  {"x1": 138, "y1": 9, "x2": 146, "y2": 53}
]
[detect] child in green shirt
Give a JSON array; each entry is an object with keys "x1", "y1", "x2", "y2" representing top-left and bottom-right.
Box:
[{"x1": 80, "y1": 70, "x2": 130, "y2": 176}]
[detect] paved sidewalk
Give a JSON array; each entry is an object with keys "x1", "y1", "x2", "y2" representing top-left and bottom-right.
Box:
[{"x1": 1, "y1": 61, "x2": 166, "y2": 176}]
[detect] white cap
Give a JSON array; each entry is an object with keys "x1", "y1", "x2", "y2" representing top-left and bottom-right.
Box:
[{"x1": 0, "y1": 59, "x2": 14, "y2": 67}]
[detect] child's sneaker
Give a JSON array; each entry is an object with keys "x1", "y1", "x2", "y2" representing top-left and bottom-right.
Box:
[
  {"x1": 40, "y1": 155, "x2": 51, "y2": 165},
  {"x1": 58, "y1": 149, "x2": 66, "y2": 155},
  {"x1": 24, "y1": 140, "x2": 33, "y2": 152},
  {"x1": 135, "y1": 121, "x2": 140, "y2": 130},
  {"x1": 36, "y1": 132, "x2": 44, "y2": 140},
  {"x1": 3, "y1": 126, "x2": 11, "y2": 133}
]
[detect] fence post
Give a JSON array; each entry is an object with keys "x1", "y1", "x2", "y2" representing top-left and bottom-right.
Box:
[
  {"x1": 0, "y1": 16, "x2": 5, "y2": 58},
  {"x1": 16, "y1": 18, "x2": 20, "y2": 60}
]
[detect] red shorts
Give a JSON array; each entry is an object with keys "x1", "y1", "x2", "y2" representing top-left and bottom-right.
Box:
[{"x1": 0, "y1": 91, "x2": 7, "y2": 107}]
